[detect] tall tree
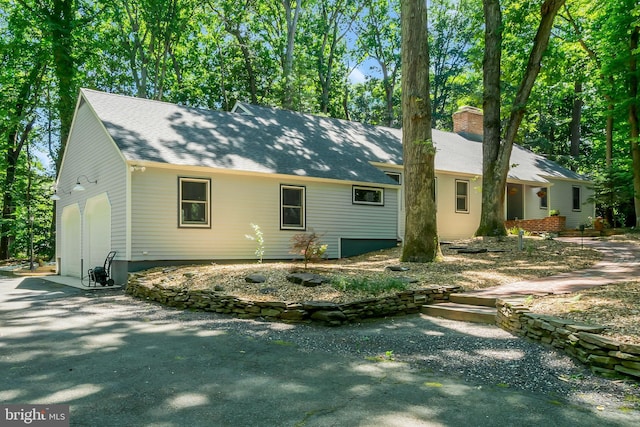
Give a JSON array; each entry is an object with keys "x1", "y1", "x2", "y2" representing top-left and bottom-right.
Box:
[
  {"x1": 281, "y1": 0, "x2": 303, "y2": 109},
  {"x1": 400, "y1": 0, "x2": 440, "y2": 262},
  {"x1": 306, "y1": 0, "x2": 362, "y2": 115},
  {"x1": 476, "y1": 0, "x2": 565, "y2": 236},
  {"x1": 429, "y1": 0, "x2": 482, "y2": 130},
  {"x1": 357, "y1": 0, "x2": 401, "y2": 127},
  {"x1": 110, "y1": 0, "x2": 199, "y2": 100},
  {"x1": 0, "y1": 0, "x2": 48, "y2": 259},
  {"x1": 629, "y1": 23, "x2": 640, "y2": 227}
]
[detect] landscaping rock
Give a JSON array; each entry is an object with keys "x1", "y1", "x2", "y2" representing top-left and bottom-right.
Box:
[
  {"x1": 310, "y1": 310, "x2": 347, "y2": 323},
  {"x1": 259, "y1": 287, "x2": 277, "y2": 294},
  {"x1": 286, "y1": 273, "x2": 329, "y2": 287},
  {"x1": 245, "y1": 274, "x2": 267, "y2": 283},
  {"x1": 386, "y1": 265, "x2": 410, "y2": 272}
]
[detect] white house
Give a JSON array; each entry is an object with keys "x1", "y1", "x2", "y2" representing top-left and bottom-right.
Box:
[{"x1": 53, "y1": 89, "x2": 594, "y2": 284}]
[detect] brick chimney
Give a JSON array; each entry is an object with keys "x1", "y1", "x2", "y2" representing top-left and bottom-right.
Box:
[{"x1": 452, "y1": 106, "x2": 483, "y2": 141}]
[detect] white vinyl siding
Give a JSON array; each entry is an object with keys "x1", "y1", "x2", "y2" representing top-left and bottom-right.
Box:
[
  {"x1": 436, "y1": 174, "x2": 481, "y2": 239},
  {"x1": 548, "y1": 180, "x2": 594, "y2": 229},
  {"x1": 130, "y1": 169, "x2": 397, "y2": 260},
  {"x1": 56, "y1": 100, "x2": 127, "y2": 271}
]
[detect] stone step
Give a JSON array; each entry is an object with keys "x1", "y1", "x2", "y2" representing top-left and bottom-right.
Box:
[
  {"x1": 421, "y1": 303, "x2": 497, "y2": 324},
  {"x1": 449, "y1": 293, "x2": 497, "y2": 307}
]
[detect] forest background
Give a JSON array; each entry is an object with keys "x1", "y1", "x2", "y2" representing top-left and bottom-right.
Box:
[{"x1": 1, "y1": 0, "x2": 638, "y2": 261}]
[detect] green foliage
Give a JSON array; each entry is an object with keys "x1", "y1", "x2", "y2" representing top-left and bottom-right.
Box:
[
  {"x1": 331, "y1": 275, "x2": 408, "y2": 295},
  {"x1": 290, "y1": 231, "x2": 327, "y2": 269},
  {"x1": 507, "y1": 227, "x2": 531, "y2": 236},
  {"x1": 245, "y1": 223, "x2": 265, "y2": 263}
]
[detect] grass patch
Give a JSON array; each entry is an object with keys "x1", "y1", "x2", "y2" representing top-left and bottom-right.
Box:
[{"x1": 331, "y1": 276, "x2": 408, "y2": 295}]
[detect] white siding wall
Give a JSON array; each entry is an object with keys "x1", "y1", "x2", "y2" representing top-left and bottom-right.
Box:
[
  {"x1": 56, "y1": 100, "x2": 128, "y2": 273},
  {"x1": 435, "y1": 174, "x2": 482, "y2": 240},
  {"x1": 131, "y1": 168, "x2": 398, "y2": 260},
  {"x1": 524, "y1": 185, "x2": 549, "y2": 220},
  {"x1": 549, "y1": 180, "x2": 595, "y2": 229}
]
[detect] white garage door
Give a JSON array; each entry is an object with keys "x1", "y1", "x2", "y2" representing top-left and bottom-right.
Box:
[
  {"x1": 61, "y1": 205, "x2": 81, "y2": 277},
  {"x1": 84, "y1": 193, "x2": 112, "y2": 270}
]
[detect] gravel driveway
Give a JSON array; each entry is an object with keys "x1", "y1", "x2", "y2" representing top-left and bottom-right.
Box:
[{"x1": 1, "y1": 275, "x2": 639, "y2": 426}]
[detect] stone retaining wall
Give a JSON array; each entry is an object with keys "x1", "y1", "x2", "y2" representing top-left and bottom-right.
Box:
[
  {"x1": 497, "y1": 299, "x2": 640, "y2": 380},
  {"x1": 126, "y1": 275, "x2": 461, "y2": 326}
]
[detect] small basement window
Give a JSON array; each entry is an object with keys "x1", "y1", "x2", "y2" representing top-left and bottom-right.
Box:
[
  {"x1": 281, "y1": 185, "x2": 305, "y2": 230},
  {"x1": 353, "y1": 186, "x2": 384, "y2": 205},
  {"x1": 179, "y1": 177, "x2": 210, "y2": 228}
]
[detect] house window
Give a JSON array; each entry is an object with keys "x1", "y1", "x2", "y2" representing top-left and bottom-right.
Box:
[
  {"x1": 353, "y1": 186, "x2": 384, "y2": 205},
  {"x1": 179, "y1": 177, "x2": 210, "y2": 228},
  {"x1": 455, "y1": 180, "x2": 469, "y2": 213},
  {"x1": 572, "y1": 186, "x2": 581, "y2": 211},
  {"x1": 539, "y1": 188, "x2": 548, "y2": 209},
  {"x1": 281, "y1": 185, "x2": 305, "y2": 230},
  {"x1": 384, "y1": 172, "x2": 401, "y2": 184}
]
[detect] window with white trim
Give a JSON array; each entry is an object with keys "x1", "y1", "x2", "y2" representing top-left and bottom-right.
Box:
[
  {"x1": 179, "y1": 177, "x2": 210, "y2": 228},
  {"x1": 353, "y1": 186, "x2": 384, "y2": 205},
  {"x1": 572, "y1": 186, "x2": 581, "y2": 211},
  {"x1": 455, "y1": 180, "x2": 469, "y2": 213},
  {"x1": 281, "y1": 185, "x2": 305, "y2": 229}
]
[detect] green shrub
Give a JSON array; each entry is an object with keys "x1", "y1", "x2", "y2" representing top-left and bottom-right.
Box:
[{"x1": 507, "y1": 226, "x2": 532, "y2": 236}]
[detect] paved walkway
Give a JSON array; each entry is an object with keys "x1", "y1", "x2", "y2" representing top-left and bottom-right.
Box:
[
  {"x1": 2, "y1": 274, "x2": 639, "y2": 426},
  {"x1": 468, "y1": 237, "x2": 640, "y2": 298}
]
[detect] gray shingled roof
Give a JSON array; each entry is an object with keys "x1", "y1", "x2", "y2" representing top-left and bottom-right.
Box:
[{"x1": 80, "y1": 89, "x2": 586, "y2": 185}]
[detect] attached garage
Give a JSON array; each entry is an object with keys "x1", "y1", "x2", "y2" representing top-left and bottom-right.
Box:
[{"x1": 60, "y1": 205, "x2": 81, "y2": 277}]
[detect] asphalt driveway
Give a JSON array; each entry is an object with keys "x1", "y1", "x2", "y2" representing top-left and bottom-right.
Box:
[{"x1": 1, "y1": 274, "x2": 639, "y2": 427}]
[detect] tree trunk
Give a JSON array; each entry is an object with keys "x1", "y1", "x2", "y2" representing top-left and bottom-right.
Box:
[
  {"x1": 629, "y1": 25, "x2": 640, "y2": 228},
  {"x1": 570, "y1": 80, "x2": 583, "y2": 159},
  {"x1": 400, "y1": 0, "x2": 440, "y2": 263},
  {"x1": 50, "y1": 0, "x2": 76, "y2": 174},
  {"x1": 282, "y1": 0, "x2": 302, "y2": 109},
  {"x1": 230, "y1": 27, "x2": 259, "y2": 104},
  {"x1": 476, "y1": 0, "x2": 565, "y2": 236},
  {"x1": 476, "y1": 0, "x2": 504, "y2": 236}
]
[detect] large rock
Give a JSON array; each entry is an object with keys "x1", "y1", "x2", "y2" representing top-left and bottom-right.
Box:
[
  {"x1": 286, "y1": 273, "x2": 329, "y2": 287},
  {"x1": 310, "y1": 310, "x2": 347, "y2": 322},
  {"x1": 245, "y1": 274, "x2": 267, "y2": 283}
]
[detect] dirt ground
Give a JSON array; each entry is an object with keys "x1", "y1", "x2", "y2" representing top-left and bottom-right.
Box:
[{"x1": 9, "y1": 234, "x2": 639, "y2": 344}]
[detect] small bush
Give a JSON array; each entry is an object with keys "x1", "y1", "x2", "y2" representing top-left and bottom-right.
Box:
[
  {"x1": 290, "y1": 231, "x2": 327, "y2": 268},
  {"x1": 331, "y1": 275, "x2": 408, "y2": 295},
  {"x1": 245, "y1": 223, "x2": 265, "y2": 263}
]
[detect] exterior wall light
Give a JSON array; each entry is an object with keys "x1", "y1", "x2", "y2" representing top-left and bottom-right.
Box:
[{"x1": 73, "y1": 175, "x2": 98, "y2": 192}]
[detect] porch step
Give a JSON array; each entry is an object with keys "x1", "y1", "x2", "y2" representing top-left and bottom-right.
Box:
[
  {"x1": 449, "y1": 293, "x2": 497, "y2": 307},
  {"x1": 421, "y1": 302, "x2": 497, "y2": 324}
]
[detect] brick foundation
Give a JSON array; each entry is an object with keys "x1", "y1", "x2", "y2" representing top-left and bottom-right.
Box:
[{"x1": 504, "y1": 216, "x2": 566, "y2": 233}]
